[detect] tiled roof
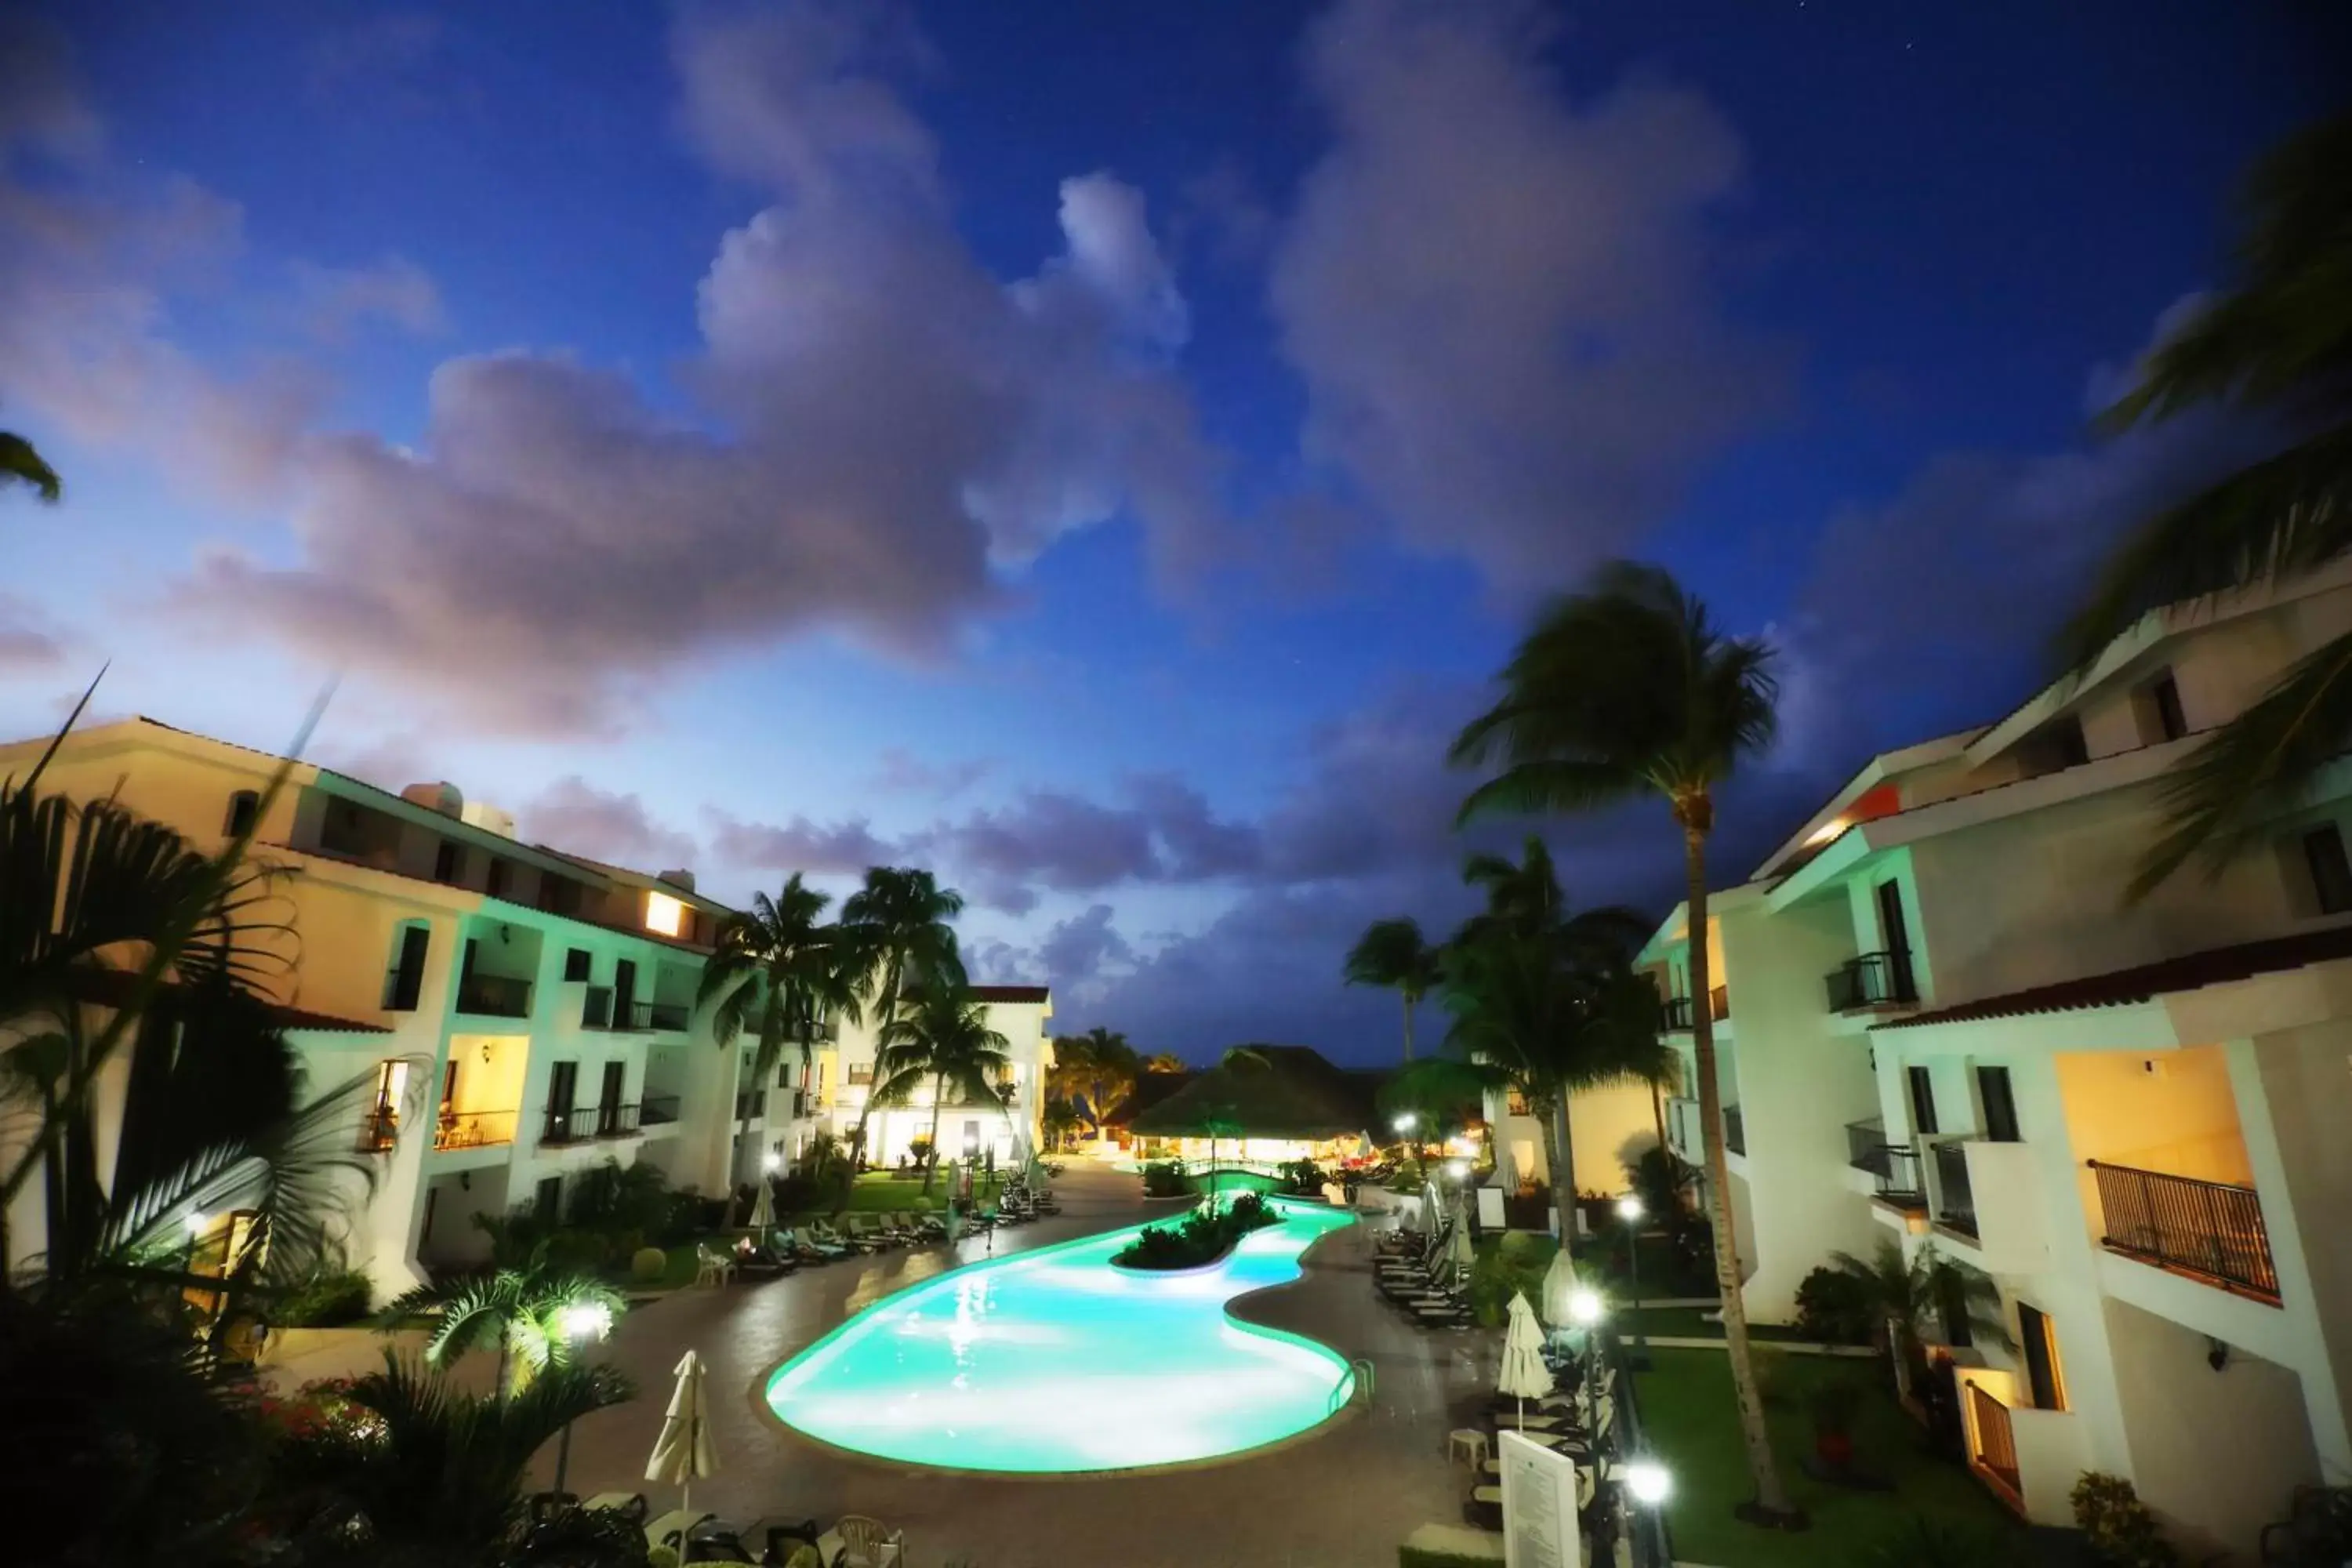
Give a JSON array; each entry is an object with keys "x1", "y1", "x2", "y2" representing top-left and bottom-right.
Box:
[
  {"x1": 971, "y1": 984, "x2": 1050, "y2": 1004},
  {"x1": 1877, "y1": 923, "x2": 2352, "y2": 1030},
  {"x1": 69, "y1": 967, "x2": 392, "y2": 1036}
]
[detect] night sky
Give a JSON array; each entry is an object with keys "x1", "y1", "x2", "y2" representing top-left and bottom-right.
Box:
[{"x1": 2, "y1": 2, "x2": 2344, "y2": 1061}]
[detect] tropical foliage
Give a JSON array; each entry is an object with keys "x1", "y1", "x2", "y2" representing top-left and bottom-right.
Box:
[
  {"x1": 1049, "y1": 1025, "x2": 1139, "y2": 1132},
  {"x1": 1342, "y1": 916, "x2": 1443, "y2": 1062},
  {"x1": 2056, "y1": 112, "x2": 2352, "y2": 897},
  {"x1": 1826, "y1": 1239, "x2": 2013, "y2": 1360},
  {"x1": 379, "y1": 1254, "x2": 626, "y2": 1399},
  {"x1": 1, "y1": 430, "x2": 59, "y2": 503},
  {"x1": 1112, "y1": 1191, "x2": 1277, "y2": 1269},
  {"x1": 1450, "y1": 559, "x2": 1795, "y2": 1523},
  {"x1": 840, "y1": 866, "x2": 966, "y2": 1173},
  {"x1": 872, "y1": 979, "x2": 1011, "y2": 1192}
]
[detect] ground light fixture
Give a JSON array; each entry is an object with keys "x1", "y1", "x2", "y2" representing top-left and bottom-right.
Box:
[
  {"x1": 183, "y1": 1211, "x2": 209, "y2": 1235},
  {"x1": 761, "y1": 1150, "x2": 782, "y2": 1173},
  {"x1": 1566, "y1": 1287, "x2": 1604, "y2": 1327},
  {"x1": 1446, "y1": 1157, "x2": 1469, "y2": 1182},
  {"x1": 1623, "y1": 1458, "x2": 1671, "y2": 1506},
  {"x1": 550, "y1": 1298, "x2": 618, "y2": 1501},
  {"x1": 1617, "y1": 1194, "x2": 1650, "y2": 1369},
  {"x1": 1392, "y1": 1112, "x2": 1417, "y2": 1134},
  {"x1": 1615, "y1": 1195, "x2": 1643, "y2": 1222},
  {"x1": 1566, "y1": 1287, "x2": 1606, "y2": 1416}
]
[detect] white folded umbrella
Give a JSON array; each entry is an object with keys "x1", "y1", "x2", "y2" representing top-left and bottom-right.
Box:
[
  {"x1": 1499, "y1": 1291, "x2": 1555, "y2": 1428},
  {"x1": 645, "y1": 1348, "x2": 718, "y2": 1514},
  {"x1": 746, "y1": 1179, "x2": 775, "y2": 1236},
  {"x1": 1540, "y1": 1243, "x2": 1580, "y2": 1330}
]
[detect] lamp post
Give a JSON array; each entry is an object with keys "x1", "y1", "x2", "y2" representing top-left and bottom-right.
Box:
[
  {"x1": 1620, "y1": 1457, "x2": 1671, "y2": 1567},
  {"x1": 1567, "y1": 1287, "x2": 1605, "y2": 1428},
  {"x1": 1616, "y1": 1194, "x2": 1649, "y2": 1370},
  {"x1": 550, "y1": 1301, "x2": 615, "y2": 1503}
]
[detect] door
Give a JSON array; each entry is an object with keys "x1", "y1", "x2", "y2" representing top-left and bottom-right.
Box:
[
  {"x1": 386, "y1": 925, "x2": 431, "y2": 1011},
  {"x1": 546, "y1": 1061, "x2": 579, "y2": 1141},
  {"x1": 613, "y1": 959, "x2": 638, "y2": 1028},
  {"x1": 367, "y1": 1060, "x2": 407, "y2": 1148},
  {"x1": 2019, "y1": 1303, "x2": 2065, "y2": 1410},
  {"x1": 598, "y1": 1061, "x2": 626, "y2": 1135},
  {"x1": 1976, "y1": 1065, "x2": 2020, "y2": 1142},
  {"x1": 1907, "y1": 1065, "x2": 1938, "y2": 1135},
  {"x1": 1875, "y1": 878, "x2": 1914, "y2": 997},
  {"x1": 534, "y1": 1175, "x2": 562, "y2": 1224}
]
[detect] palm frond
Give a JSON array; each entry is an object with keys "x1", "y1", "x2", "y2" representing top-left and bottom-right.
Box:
[
  {"x1": 0, "y1": 430, "x2": 60, "y2": 502},
  {"x1": 1455, "y1": 760, "x2": 1641, "y2": 826}
]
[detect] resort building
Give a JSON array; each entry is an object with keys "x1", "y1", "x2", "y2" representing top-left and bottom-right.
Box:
[
  {"x1": 1477, "y1": 1079, "x2": 1660, "y2": 1210},
  {"x1": 808, "y1": 985, "x2": 1054, "y2": 1171},
  {"x1": 0, "y1": 717, "x2": 1047, "y2": 1296},
  {"x1": 1124, "y1": 1045, "x2": 1379, "y2": 1167},
  {"x1": 1637, "y1": 566, "x2": 2352, "y2": 1558}
]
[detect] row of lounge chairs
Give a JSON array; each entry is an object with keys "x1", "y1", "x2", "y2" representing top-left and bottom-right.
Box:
[
  {"x1": 1465, "y1": 1363, "x2": 1622, "y2": 1534},
  {"x1": 1372, "y1": 1220, "x2": 1473, "y2": 1327},
  {"x1": 713, "y1": 1185, "x2": 1064, "y2": 1279}
]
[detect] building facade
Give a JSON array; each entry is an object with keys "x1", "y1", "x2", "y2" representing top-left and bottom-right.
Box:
[
  {"x1": 807, "y1": 985, "x2": 1053, "y2": 1172},
  {"x1": 1635, "y1": 567, "x2": 2352, "y2": 1556}
]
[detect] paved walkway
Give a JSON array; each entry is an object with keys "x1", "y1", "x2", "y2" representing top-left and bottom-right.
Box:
[{"x1": 538, "y1": 1163, "x2": 1495, "y2": 1568}]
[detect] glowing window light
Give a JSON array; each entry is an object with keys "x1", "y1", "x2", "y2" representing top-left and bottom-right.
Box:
[{"x1": 644, "y1": 891, "x2": 685, "y2": 938}]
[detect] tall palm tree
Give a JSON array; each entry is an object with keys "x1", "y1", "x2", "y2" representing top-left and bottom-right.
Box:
[
  {"x1": 1454, "y1": 838, "x2": 1653, "y2": 964},
  {"x1": 1828, "y1": 1240, "x2": 2013, "y2": 1400},
  {"x1": 840, "y1": 866, "x2": 967, "y2": 1169},
  {"x1": 1, "y1": 432, "x2": 59, "y2": 503},
  {"x1": 379, "y1": 1256, "x2": 626, "y2": 1401},
  {"x1": 698, "y1": 876, "x2": 863, "y2": 1189},
  {"x1": 1450, "y1": 560, "x2": 1795, "y2": 1524},
  {"x1": 1343, "y1": 917, "x2": 1443, "y2": 1062},
  {"x1": 1074, "y1": 1025, "x2": 1138, "y2": 1133},
  {"x1": 872, "y1": 981, "x2": 1011, "y2": 1194},
  {"x1": 2057, "y1": 112, "x2": 2352, "y2": 896}
]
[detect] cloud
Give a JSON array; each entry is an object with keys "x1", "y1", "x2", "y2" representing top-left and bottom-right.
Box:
[
  {"x1": 867, "y1": 746, "x2": 993, "y2": 798},
  {"x1": 522, "y1": 775, "x2": 699, "y2": 871},
  {"x1": 171, "y1": 1, "x2": 1234, "y2": 731},
  {"x1": 289, "y1": 255, "x2": 448, "y2": 342},
  {"x1": 1269, "y1": 0, "x2": 1790, "y2": 590},
  {"x1": 304, "y1": 13, "x2": 450, "y2": 107},
  {"x1": 703, "y1": 808, "x2": 896, "y2": 878},
  {"x1": 0, "y1": 593, "x2": 66, "y2": 672}
]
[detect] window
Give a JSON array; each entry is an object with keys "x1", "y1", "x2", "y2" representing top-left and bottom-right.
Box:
[
  {"x1": 564, "y1": 948, "x2": 592, "y2": 983},
  {"x1": 533, "y1": 1175, "x2": 562, "y2": 1224},
  {"x1": 1907, "y1": 1065, "x2": 1938, "y2": 1135},
  {"x1": 539, "y1": 875, "x2": 583, "y2": 916},
  {"x1": 485, "y1": 857, "x2": 510, "y2": 899},
  {"x1": 1937, "y1": 1266, "x2": 1976, "y2": 1348},
  {"x1": 848, "y1": 1064, "x2": 874, "y2": 1086},
  {"x1": 1875, "y1": 878, "x2": 1911, "y2": 955},
  {"x1": 644, "y1": 891, "x2": 686, "y2": 938},
  {"x1": 2143, "y1": 670, "x2": 2188, "y2": 742},
  {"x1": 224, "y1": 790, "x2": 260, "y2": 838},
  {"x1": 1506, "y1": 1089, "x2": 1531, "y2": 1117},
  {"x1": 2020, "y1": 713, "x2": 2089, "y2": 775},
  {"x1": 2305, "y1": 826, "x2": 2352, "y2": 915},
  {"x1": 2020, "y1": 1302, "x2": 2067, "y2": 1410},
  {"x1": 434, "y1": 840, "x2": 462, "y2": 884},
  {"x1": 383, "y1": 925, "x2": 431, "y2": 1011},
  {"x1": 1976, "y1": 1065, "x2": 2020, "y2": 1142}
]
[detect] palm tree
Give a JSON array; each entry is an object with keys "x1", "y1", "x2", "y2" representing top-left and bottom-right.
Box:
[
  {"x1": 1, "y1": 431, "x2": 59, "y2": 503},
  {"x1": 379, "y1": 1254, "x2": 625, "y2": 1401},
  {"x1": 2056, "y1": 112, "x2": 2352, "y2": 896},
  {"x1": 1142, "y1": 1051, "x2": 1185, "y2": 1073},
  {"x1": 872, "y1": 981, "x2": 1011, "y2": 1194},
  {"x1": 1343, "y1": 917, "x2": 1443, "y2": 1062},
  {"x1": 1074, "y1": 1025, "x2": 1139, "y2": 1134},
  {"x1": 840, "y1": 866, "x2": 967, "y2": 1171},
  {"x1": 1828, "y1": 1240, "x2": 2012, "y2": 1399},
  {"x1": 274, "y1": 1354, "x2": 633, "y2": 1564},
  {"x1": 1450, "y1": 560, "x2": 1795, "y2": 1523},
  {"x1": 1456, "y1": 837, "x2": 1651, "y2": 960},
  {"x1": 699, "y1": 877, "x2": 863, "y2": 1189}
]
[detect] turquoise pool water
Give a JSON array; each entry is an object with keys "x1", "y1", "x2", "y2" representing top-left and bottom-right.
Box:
[{"x1": 764, "y1": 1198, "x2": 1359, "y2": 1472}]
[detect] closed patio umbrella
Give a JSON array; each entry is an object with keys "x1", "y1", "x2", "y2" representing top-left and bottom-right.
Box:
[
  {"x1": 1499, "y1": 1291, "x2": 1554, "y2": 1429},
  {"x1": 1444, "y1": 1207, "x2": 1475, "y2": 1286},
  {"x1": 1540, "y1": 1245, "x2": 1580, "y2": 1340},
  {"x1": 746, "y1": 1178, "x2": 775, "y2": 1239},
  {"x1": 645, "y1": 1348, "x2": 718, "y2": 1514}
]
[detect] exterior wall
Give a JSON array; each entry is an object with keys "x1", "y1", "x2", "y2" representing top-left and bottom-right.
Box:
[
  {"x1": 2251, "y1": 1021, "x2": 2352, "y2": 1453},
  {"x1": 819, "y1": 996, "x2": 1053, "y2": 1168},
  {"x1": 1483, "y1": 1083, "x2": 1661, "y2": 1200}
]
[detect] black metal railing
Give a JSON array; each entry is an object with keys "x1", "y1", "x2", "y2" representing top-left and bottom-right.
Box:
[
  {"x1": 1661, "y1": 995, "x2": 1693, "y2": 1032},
  {"x1": 641, "y1": 1094, "x2": 681, "y2": 1127},
  {"x1": 381, "y1": 965, "x2": 424, "y2": 1012},
  {"x1": 1723, "y1": 1103, "x2": 1744, "y2": 1156},
  {"x1": 1880, "y1": 1145, "x2": 1926, "y2": 1205},
  {"x1": 541, "y1": 1105, "x2": 595, "y2": 1146},
  {"x1": 1846, "y1": 1118, "x2": 1889, "y2": 1173},
  {"x1": 2089, "y1": 1160, "x2": 2279, "y2": 1302},
  {"x1": 456, "y1": 974, "x2": 533, "y2": 1018},
  {"x1": 1934, "y1": 1141, "x2": 1978, "y2": 1236},
  {"x1": 596, "y1": 1101, "x2": 641, "y2": 1138},
  {"x1": 581, "y1": 986, "x2": 612, "y2": 1029},
  {"x1": 434, "y1": 1109, "x2": 517, "y2": 1150},
  {"x1": 646, "y1": 1001, "x2": 690, "y2": 1032},
  {"x1": 358, "y1": 1105, "x2": 400, "y2": 1152},
  {"x1": 1968, "y1": 1384, "x2": 2023, "y2": 1508},
  {"x1": 734, "y1": 1089, "x2": 767, "y2": 1120},
  {"x1": 1825, "y1": 949, "x2": 1918, "y2": 1012},
  {"x1": 1598, "y1": 1323, "x2": 1678, "y2": 1568}
]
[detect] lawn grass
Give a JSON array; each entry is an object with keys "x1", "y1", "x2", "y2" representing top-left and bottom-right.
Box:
[
  {"x1": 1634, "y1": 1348, "x2": 2024, "y2": 1568},
  {"x1": 1622, "y1": 1305, "x2": 1820, "y2": 1345},
  {"x1": 832, "y1": 1171, "x2": 1004, "y2": 1212}
]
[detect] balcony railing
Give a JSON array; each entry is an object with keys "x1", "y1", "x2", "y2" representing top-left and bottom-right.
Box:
[
  {"x1": 434, "y1": 1109, "x2": 517, "y2": 1150},
  {"x1": 1933, "y1": 1141, "x2": 1978, "y2": 1237},
  {"x1": 358, "y1": 1106, "x2": 400, "y2": 1152},
  {"x1": 641, "y1": 1094, "x2": 681, "y2": 1127},
  {"x1": 646, "y1": 1001, "x2": 690, "y2": 1033},
  {"x1": 2089, "y1": 1160, "x2": 2279, "y2": 1303},
  {"x1": 595, "y1": 1102, "x2": 641, "y2": 1138},
  {"x1": 1844, "y1": 1118, "x2": 1925, "y2": 1205},
  {"x1": 1661, "y1": 995, "x2": 1693, "y2": 1032},
  {"x1": 456, "y1": 974, "x2": 533, "y2": 1019},
  {"x1": 734, "y1": 1089, "x2": 767, "y2": 1121},
  {"x1": 1967, "y1": 1384, "x2": 2024, "y2": 1512},
  {"x1": 1825, "y1": 949, "x2": 1918, "y2": 1012},
  {"x1": 1723, "y1": 1102, "x2": 1744, "y2": 1156},
  {"x1": 541, "y1": 1105, "x2": 595, "y2": 1146}
]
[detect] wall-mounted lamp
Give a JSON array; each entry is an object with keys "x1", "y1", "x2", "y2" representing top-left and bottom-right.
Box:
[
  {"x1": 481, "y1": 1042, "x2": 492, "y2": 1064},
  {"x1": 2206, "y1": 1336, "x2": 2230, "y2": 1373}
]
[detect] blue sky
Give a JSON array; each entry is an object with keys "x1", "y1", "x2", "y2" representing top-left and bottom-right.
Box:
[{"x1": 2, "y1": 2, "x2": 2343, "y2": 1062}]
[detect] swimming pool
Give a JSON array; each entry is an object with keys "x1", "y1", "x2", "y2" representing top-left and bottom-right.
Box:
[{"x1": 763, "y1": 1197, "x2": 1360, "y2": 1473}]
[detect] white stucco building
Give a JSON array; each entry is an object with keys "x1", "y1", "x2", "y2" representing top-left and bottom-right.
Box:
[
  {"x1": 1636, "y1": 565, "x2": 2352, "y2": 1558},
  {"x1": 806, "y1": 985, "x2": 1052, "y2": 1171}
]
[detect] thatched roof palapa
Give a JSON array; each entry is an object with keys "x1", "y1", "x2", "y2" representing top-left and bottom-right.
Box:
[{"x1": 1124, "y1": 1044, "x2": 1376, "y2": 1141}]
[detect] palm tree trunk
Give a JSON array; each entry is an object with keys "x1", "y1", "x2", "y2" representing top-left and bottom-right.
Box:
[
  {"x1": 1536, "y1": 1091, "x2": 1577, "y2": 1277},
  {"x1": 1650, "y1": 1080, "x2": 1668, "y2": 1159},
  {"x1": 1686, "y1": 821, "x2": 1795, "y2": 1521},
  {"x1": 921, "y1": 1075, "x2": 946, "y2": 1195},
  {"x1": 1401, "y1": 992, "x2": 1414, "y2": 1062}
]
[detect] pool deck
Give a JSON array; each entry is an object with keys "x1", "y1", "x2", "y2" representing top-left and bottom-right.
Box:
[{"x1": 535, "y1": 1162, "x2": 1494, "y2": 1567}]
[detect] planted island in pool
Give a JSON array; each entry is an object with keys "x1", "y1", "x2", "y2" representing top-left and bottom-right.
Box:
[{"x1": 764, "y1": 1196, "x2": 1359, "y2": 1473}]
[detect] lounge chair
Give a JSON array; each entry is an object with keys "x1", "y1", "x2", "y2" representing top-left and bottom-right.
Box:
[
  {"x1": 822, "y1": 1514, "x2": 904, "y2": 1568},
  {"x1": 811, "y1": 1217, "x2": 873, "y2": 1254},
  {"x1": 840, "y1": 1214, "x2": 897, "y2": 1250},
  {"x1": 694, "y1": 1243, "x2": 736, "y2": 1287},
  {"x1": 790, "y1": 1226, "x2": 849, "y2": 1261}
]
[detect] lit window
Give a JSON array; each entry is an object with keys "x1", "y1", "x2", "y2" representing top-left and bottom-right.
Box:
[{"x1": 644, "y1": 891, "x2": 684, "y2": 938}]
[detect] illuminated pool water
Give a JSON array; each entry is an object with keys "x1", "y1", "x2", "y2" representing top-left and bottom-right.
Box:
[{"x1": 764, "y1": 1198, "x2": 1359, "y2": 1473}]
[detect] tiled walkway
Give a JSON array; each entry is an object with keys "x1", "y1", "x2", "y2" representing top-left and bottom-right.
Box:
[{"x1": 539, "y1": 1163, "x2": 1496, "y2": 1568}]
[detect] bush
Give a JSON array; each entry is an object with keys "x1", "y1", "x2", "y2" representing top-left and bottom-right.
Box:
[
  {"x1": 1140, "y1": 1160, "x2": 1189, "y2": 1198},
  {"x1": 1854, "y1": 1518, "x2": 2020, "y2": 1567},
  {"x1": 1113, "y1": 1196, "x2": 1282, "y2": 1269},
  {"x1": 630, "y1": 1246, "x2": 670, "y2": 1283},
  {"x1": 910, "y1": 1195, "x2": 932, "y2": 1213},
  {"x1": 1793, "y1": 1264, "x2": 1877, "y2": 1345},
  {"x1": 1468, "y1": 1231, "x2": 1555, "y2": 1327},
  {"x1": 2073, "y1": 1473, "x2": 2177, "y2": 1568},
  {"x1": 274, "y1": 1268, "x2": 372, "y2": 1328},
  {"x1": 1278, "y1": 1158, "x2": 1324, "y2": 1194},
  {"x1": 565, "y1": 1158, "x2": 673, "y2": 1240}
]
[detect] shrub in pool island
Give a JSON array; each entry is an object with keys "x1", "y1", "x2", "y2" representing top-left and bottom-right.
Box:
[
  {"x1": 1141, "y1": 1160, "x2": 1190, "y2": 1198},
  {"x1": 1114, "y1": 1192, "x2": 1281, "y2": 1269}
]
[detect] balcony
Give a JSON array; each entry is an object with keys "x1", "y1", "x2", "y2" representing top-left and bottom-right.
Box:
[
  {"x1": 1825, "y1": 949, "x2": 1918, "y2": 1013},
  {"x1": 541, "y1": 1105, "x2": 595, "y2": 1146},
  {"x1": 1846, "y1": 1118, "x2": 1926, "y2": 1207},
  {"x1": 1658, "y1": 985, "x2": 1730, "y2": 1033},
  {"x1": 594, "y1": 1102, "x2": 641, "y2": 1138},
  {"x1": 1933, "y1": 1140, "x2": 1979, "y2": 1238},
  {"x1": 1723, "y1": 1102, "x2": 1745, "y2": 1156},
  {"x1": 646, "y1": 1001, "x2": 690, "y2": 1033},
  {"x1": 358, "y1": 1105, "x2": 399, "y2": 1152},
  {"x1": 456, "y1": 974, "x2": 533, "y2": 1019},
  {"x1": 2089, "y1": 1160, "x2": 2280, "y2": 1304},
  {"x1": 1966, "y1": 1384, "x2": 2024, "y2": 1514},
  {"x1": 734, "y1": 1089, "x2": 768, "y2": 1121},
  {"x1": 641, "y1": 1094, "x2": 681, "y2": 1127},
  {"x1": 434, "y1": 1109, "x2": 517, "y2": 1150}
]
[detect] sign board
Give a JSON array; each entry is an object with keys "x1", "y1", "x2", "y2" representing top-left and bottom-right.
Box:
[
  {"x1": 1499, "y1": 1428, "x2": 1581, "y2": 1568},
  {"x1": 1477, "y1": 1185, "x2": 1508, "y2": 1231}
]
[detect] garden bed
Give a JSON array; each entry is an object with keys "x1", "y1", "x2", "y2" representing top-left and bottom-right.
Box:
[{"x1": 1112, "y1": 1194, "x2": 1282, "y2": 1270}]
